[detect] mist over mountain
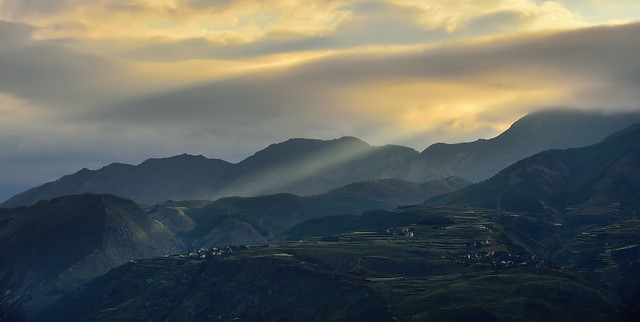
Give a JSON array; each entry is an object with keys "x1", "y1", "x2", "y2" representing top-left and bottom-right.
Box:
[
  {"x1": 217, "y1": 137, "x2": 420, "y2": 197},
  {"x1": 2, "y1": 109, "x2": 639, "y2": 208}
]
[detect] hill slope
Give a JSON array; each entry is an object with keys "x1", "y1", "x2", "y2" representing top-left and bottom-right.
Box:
[
  {"x1": 218, "y1": 137, "x2": 420, "y2": 197},
  {"x1": 0, "y1": 194, "x2": 184, "y2": 318},
  {"x1": 427, "y1": 124, "x2": 640, "y2": 315},
  {"x1": 0, "y1": 177, "x2": 467, "y2": 319},
  {"x1": 427, "y1": 123, "x2": 640, "y2": 214},
  {"x1": 324, "y1": 176, "x2": 470, "y2": 206}
]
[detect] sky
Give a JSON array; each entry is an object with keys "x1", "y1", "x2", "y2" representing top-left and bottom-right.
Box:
[{"x1": 1, "y1": 0, "x2": 640, "y2": 202}]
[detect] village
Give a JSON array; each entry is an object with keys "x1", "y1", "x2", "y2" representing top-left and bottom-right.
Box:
[
  {"x1": 188, "y1": 246, "x2": 234, "y2": 259},
  {"x1": 455, "y1": 239, "x2": 546, "y2": 269},
  {"x1": 188, "y1": 244, "x2": 271, "y2": 259}
]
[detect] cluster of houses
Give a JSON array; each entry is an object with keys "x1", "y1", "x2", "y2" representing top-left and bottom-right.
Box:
[
  {"x1": 455, "y1": 240, "x2": 546, "y2": 268},
  {"x1": 384, "y1": 227, "x2": 414, "y2": 238},
  {"x1": 490, "y1": 253, "x2": 545, "y2": 269},
  {"x1": 188, "y1": 247, "x2": 233, "y2": 259}
]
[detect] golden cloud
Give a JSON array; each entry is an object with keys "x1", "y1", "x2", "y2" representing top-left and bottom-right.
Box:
[
  {"x1": 387, "y1": 0, "x2": 590, "y2": 32},
  {"x1": 1, "y1": 0, "x2": 352, "y2": 43}
]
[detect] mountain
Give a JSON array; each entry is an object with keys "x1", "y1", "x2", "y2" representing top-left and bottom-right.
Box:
[
  {"x1": 147, "y1": 176, "x2": 468, "y2": 248},
  {"x1": 2, "y1": 154, "x2": 233, "y2": 207},
  {"x1": 216, "y1": 137, "x2": 420, "y2": 197},
  {"x1": 153, "y1": 193, "x2": 392, "y2": 249},
  {"x1": 38, "y1": 206, "x2": 633, "y2": 321},
  {"x1": 0, "y1": 177, "x2": 466, "y2": 319},
  {"x1": 427, "y1": 122, "x2": 640, "y2": 214},
  {"x1": 426, "y1": 123, "x2": 640, "y2": 316},
  {"x1": 3, "y1": 109, "x2": 640, "y2": 207},
  {"x1": 0, "y1": 194, "x2": 184, "y2": 319},
  {"x1": 415, "y1": 109, "x2": 640, "y2": 182}
]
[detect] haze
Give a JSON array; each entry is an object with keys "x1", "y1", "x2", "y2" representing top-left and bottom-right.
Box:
[{"x1": 1, "y1": 0, "x2": 640, "y2": 202}]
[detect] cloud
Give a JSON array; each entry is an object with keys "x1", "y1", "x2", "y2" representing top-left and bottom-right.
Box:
[
  {"x1": 77, "y1": 22, "x2": 640, "y2": 150},
  {"x1": 0, "y1": 1, "x2": 639, "y2": 201},
  {"x1": 0, "y1": 0, "x2": 622, "y2": 64}
]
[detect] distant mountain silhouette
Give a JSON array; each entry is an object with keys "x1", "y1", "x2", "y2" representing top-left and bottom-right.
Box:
[
  {"x1": 2, "y1": 154, "x2": 233, "y2": 207},
  {"x1": 3, "y1": 109, "x2": 640, "y2": 207}
]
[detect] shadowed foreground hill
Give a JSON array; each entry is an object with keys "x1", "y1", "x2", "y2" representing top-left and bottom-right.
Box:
[
  {"x1": 3, "y1": 110, "x2": 639, "y2": 207},
  {"x1": 0, "y1": 194, "x2": 184, "y2": 319}
]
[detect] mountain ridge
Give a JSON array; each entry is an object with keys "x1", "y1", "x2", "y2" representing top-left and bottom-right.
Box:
[
  {"x1": 4, "y1": 109, "x2": 640, "y2": 207},
  {"x1": 427, "y1": 122, "x2": 640, "y2": 214}
]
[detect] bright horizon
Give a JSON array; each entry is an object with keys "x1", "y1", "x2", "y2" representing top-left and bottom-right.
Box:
[{"x1": 2, "y1": 0, "x2": 640, "y2": 200}]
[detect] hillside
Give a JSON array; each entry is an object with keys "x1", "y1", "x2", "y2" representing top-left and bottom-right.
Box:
[
  {"x1": 0, "y1": 178, "x2": 468, "y2": 319},
  {"x1": 427, "y1": 123, "x2": 640, "y2": 214},
  {"x1": 217, "y1": 137, "x2": 420, "y2": 197},
  {"x1": 152, "y1": 192, "x2": 395, "y2": 249},
  {"x1": 38, "y1": 206, "x2": 632, "y2": 321},
  {"x1": 324, "y1": 176, "x2": 470, "y2": 207},
  {"x1": 3, "y1": 109, "x2": 639, "y2": 207},
  {"x1": 0, "y1": 194, "x2": 184, "y2": 319},
  {"x1": 417, "y1": 109, "x2": 640, "y2": 182},
  {"x1": 426, "y1": 124, "x2": 640, "y2": 315},
  {"x1": 147, "y1": 176, "x2": 468, "y2": 248}
]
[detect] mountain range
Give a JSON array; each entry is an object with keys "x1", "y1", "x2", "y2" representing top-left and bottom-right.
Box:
[
  {"x1": 3, "y1": 109, "x2": 640, "y2": 207},
  {"x1": 0, "y1": 176, "x2": 468, "y2": 319},
  {"x1": 1, "y1": 110, "x2": 640, "y2": 320}
]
